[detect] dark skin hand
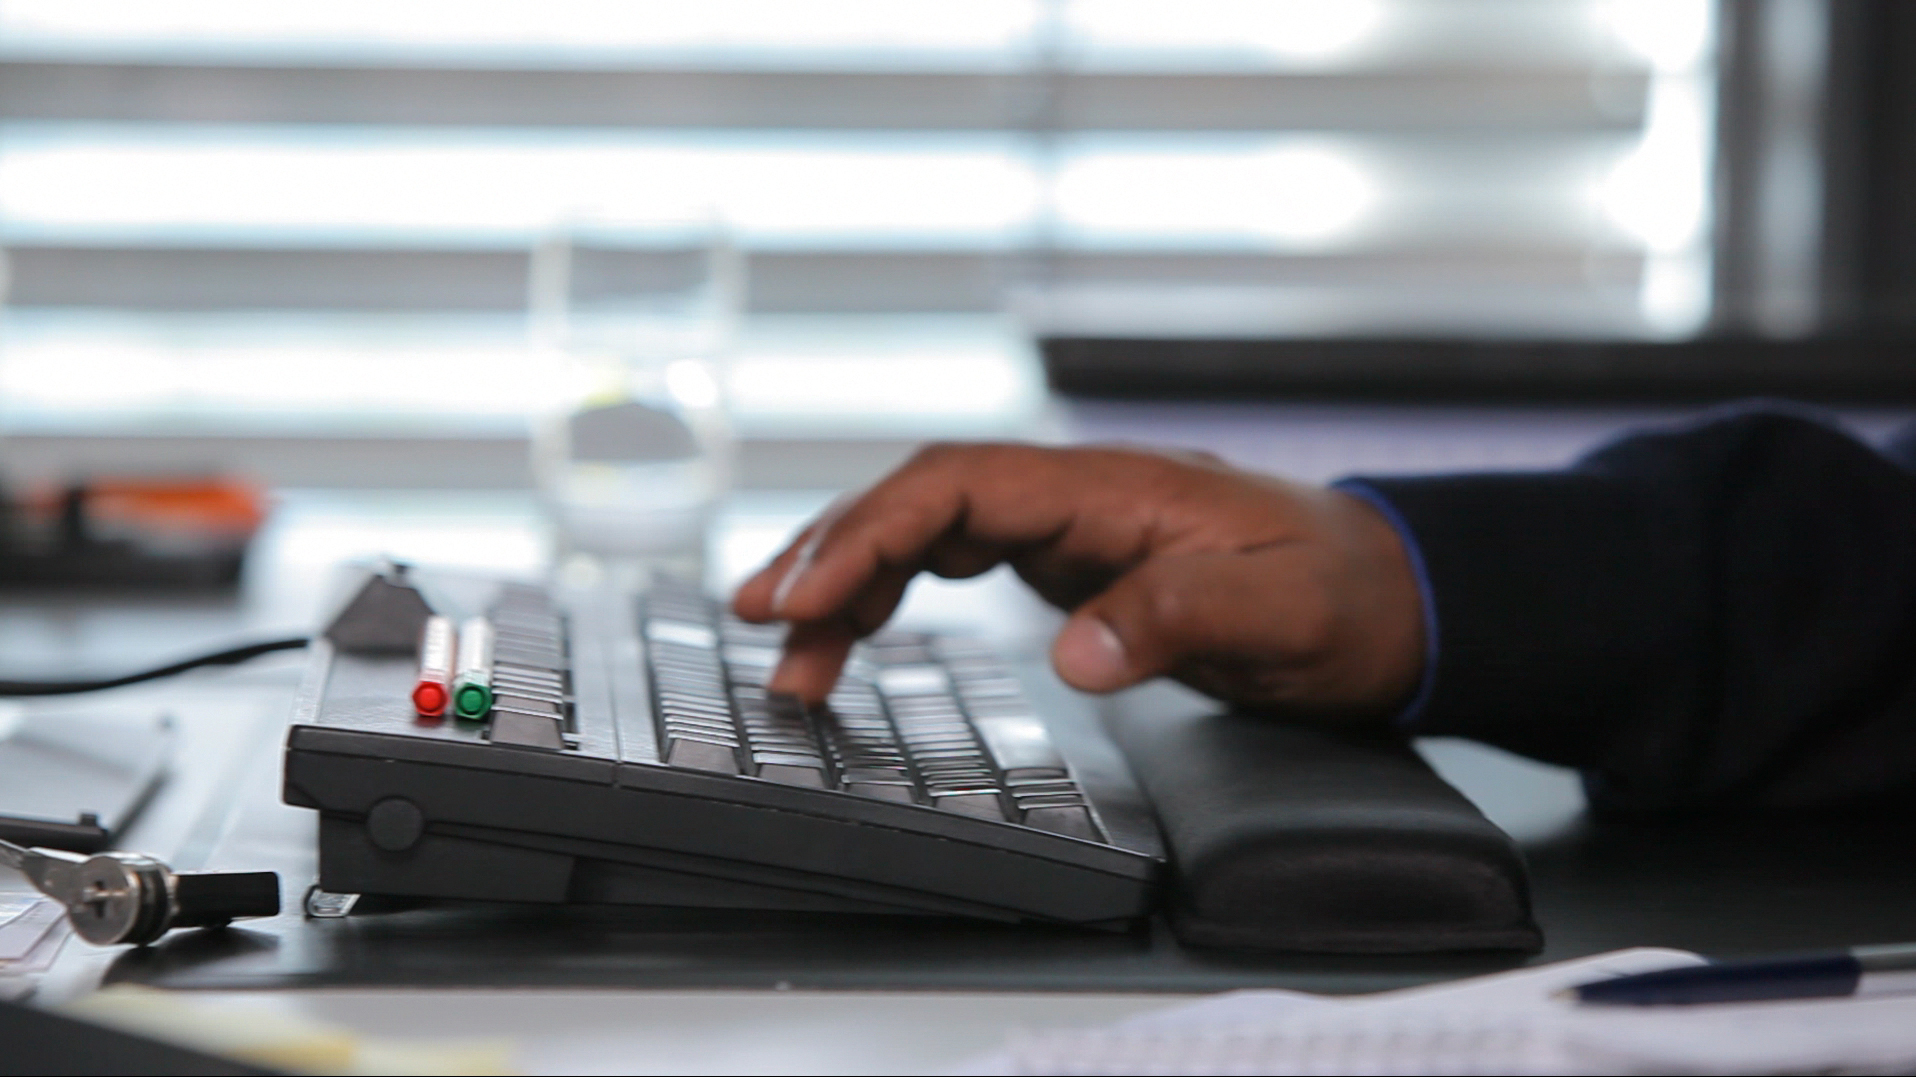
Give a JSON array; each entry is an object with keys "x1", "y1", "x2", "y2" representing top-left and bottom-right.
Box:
[{"x1": 731, "y1": 443, "x2": 1428, "y2": 728}]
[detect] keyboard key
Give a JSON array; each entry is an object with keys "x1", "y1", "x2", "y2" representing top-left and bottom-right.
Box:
[
  {"x1": 1005, "y1": 777, "x2": 1079, "y2": 795},
  {"x1": 662, "y1": 711, "x2": 734, "y2": 733},
  {"x1": 897, "y1": 728, "x2": 974, "y2": 746},
  {"x1": 956, "y1": 677, "x2": 1023, "y2": 698},
  {"x1": 660, "y1": 697, "x2": 731, "y2": 716},
  {"x1": 911, "y1": 744, "x2": 985, "y2": 759},
  {"x1": 847, "y1": 781, "x2": 917, "y2": 802},
  {"x1": 722, "y1": 643, "x2": 780, "y2": 670},
  {"x1": 490, "y1": 708, "x2": 567, "y2": 751},
  {"x1": 494, "y1": 693, "x2": 561, "y2": 716},
  {"x1": 495, "y1": 668, "x2": 564, "y2": 688},
  {"x1": 647, "y1": 619, "x2": 720, "y2": 649},
  {"x1": 964, "y1": 698, "x2": 1037, "y2": 719},
  {"x1": 930, "y1": 788, "x2": 1009, "y2": 820},
  {"x1": 915, "y1": 762, "x2": 994, "y2": 777},
  {"x1": 662, "y1": 733, "x2": 741, "y2": 773},
  {"x1": 671, "y1": 709, "x2": 738, "y2": 729},
  {"x1": 745, "y1": 735, "x2": 815, "y2": 752},
  {"x1": 877, "y1": 665, "x2": 951, "y2": 697},
  {"x1": 495, "y1": 635, "x2": 563, "y2": 652},
  {"x1": 497, "y1": 647, "x2": 564, "y2": 668},
  {"x1": 651, "y1": 655, "x2": 724, "y2": 678},
  {"x1": 972, "y1": 713, "x2": 1068, "y2": 781},
  {"x1": 1021, "y1": 803, "x2": 1100, "y2": 840},
  {"x1": 752, "y1": 752, "x2": 827, "y2": 787},
  {"x1": 492, "y1": 685, "x2": 566, "y2": 708}
]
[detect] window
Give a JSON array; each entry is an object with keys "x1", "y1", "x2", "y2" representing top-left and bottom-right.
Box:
[{"x1": 0, "y1": 1, "x2": 1720, "y2": 478}]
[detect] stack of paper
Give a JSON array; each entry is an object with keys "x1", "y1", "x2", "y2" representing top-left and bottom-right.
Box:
[
  {"x1": 0, "y1": 894, "x2": 68, "y2": 999},
  {"x1": 966, "y1": 948, "x2": 1916, "y2": 1076}
]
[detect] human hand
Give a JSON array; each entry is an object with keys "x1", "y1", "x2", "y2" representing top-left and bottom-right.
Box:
[{"x1": 731, "y1": 443, "x2": 1426, "y2": 727}]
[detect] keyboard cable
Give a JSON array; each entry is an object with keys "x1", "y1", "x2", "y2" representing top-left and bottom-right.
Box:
[{"x1": 0, "y1": 636, "x2": 310, "y2": 696}]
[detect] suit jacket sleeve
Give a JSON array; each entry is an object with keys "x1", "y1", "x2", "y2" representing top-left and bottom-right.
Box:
[{"x1": 1347, "y1": 406, "x2": 1916, "y2": 815}]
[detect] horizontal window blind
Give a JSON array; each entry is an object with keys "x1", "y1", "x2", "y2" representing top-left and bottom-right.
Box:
[{"x1": 0, "y1": 0, "x2": 1718, "y2": 433}]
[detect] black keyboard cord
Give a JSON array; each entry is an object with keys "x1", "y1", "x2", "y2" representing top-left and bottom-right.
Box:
[{"x1": 0, "y1": 636, "x2": 311, "y2": 696}]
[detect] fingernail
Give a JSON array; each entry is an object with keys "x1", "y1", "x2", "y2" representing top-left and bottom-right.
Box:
[
  {"x1": 1054, "y1": 617, "x2": 1128, "y2": 690},
  {"x1": 771, "y1": 535, "x2": 822, "y2": 615},
  {"x1": 770, "y1": 561, "x2": 807, "y2": 616},
  {"x1": 770, "y1": 498, "x2": 848, "y2": 615}
]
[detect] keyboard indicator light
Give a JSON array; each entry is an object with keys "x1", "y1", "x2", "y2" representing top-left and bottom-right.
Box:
[
  {"x1": 412, "y1": 615, "x2": 455, "y2": 718},
  {"x1": 453, "y1": 616, "x2": 495, "y2": 721}
]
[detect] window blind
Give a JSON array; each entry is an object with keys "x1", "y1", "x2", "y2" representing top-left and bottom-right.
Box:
[{"x1": 0, "y1": 0, "x2": 1718, "y2": 431}]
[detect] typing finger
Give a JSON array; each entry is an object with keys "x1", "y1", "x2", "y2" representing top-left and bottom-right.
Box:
[
  {"x1": 769, "y1": 444, "x2": 1111, "y2": 624},
  {"x1": 733, "y1": 496, "x2": 853, "y2": 623},
  {"x1": 765, "y1": 563, "x2": 916, "y2": 700},
  {"x1": 763, "y1": 620, "x2": 856, "y2": 702}
]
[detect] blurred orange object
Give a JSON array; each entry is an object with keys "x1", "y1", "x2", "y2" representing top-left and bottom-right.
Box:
[
  {"x1": 73, "y1": 478, "x2": 265, "y2": 544},
  {"x1": 3, "y1": 477, "x2": 266, "y2": 588},
  {"x1": 19, "y1": 478, "x2": 265, "y2": 549}
]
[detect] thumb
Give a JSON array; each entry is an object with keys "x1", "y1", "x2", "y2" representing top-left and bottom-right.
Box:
[{"x1": 1051, "y1": 551, "x2": 1312, "y2": 693}]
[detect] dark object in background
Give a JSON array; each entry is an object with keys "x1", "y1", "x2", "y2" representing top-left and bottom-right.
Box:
[
  {"x1": 0, "y1": 708, "x2": 172, "y2": 852},
  {"x1": 1041, "y1": 336, "x2": 1916, "y2": 405},
  {"x1": 0, "y1": 998, "x2": 276, "y2": 1076},
  {"x1": 0, "y1": 477, "x2": 264, "y2": 590},
  {"x1": 1818, "y1": 0, "x2": 1916, "y2": 336}
]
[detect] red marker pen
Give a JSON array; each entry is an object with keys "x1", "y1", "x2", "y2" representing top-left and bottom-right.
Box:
[{"x1": 412, "y1": 615, "x2": 455, "y2": 718}]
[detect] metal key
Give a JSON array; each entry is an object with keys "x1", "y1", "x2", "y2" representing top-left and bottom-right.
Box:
[{"x1": 0, "y1": 836, "x2": 279, "y2": 946}]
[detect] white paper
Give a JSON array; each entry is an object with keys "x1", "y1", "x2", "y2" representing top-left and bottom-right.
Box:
[
  {"x1": 953, "y1": 947, "x2": 1916, "y2": 1077},
  {"x1": 0, "y1": 897, "x2": 62, "y2": 963},
  {"x1": 0, "y1": 895, "x2": 69, "y2": 1001}
]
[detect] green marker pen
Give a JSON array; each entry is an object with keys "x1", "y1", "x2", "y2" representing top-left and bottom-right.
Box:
[{"x1": 453, "y1": 615, "x2": 495, "y2": 721}]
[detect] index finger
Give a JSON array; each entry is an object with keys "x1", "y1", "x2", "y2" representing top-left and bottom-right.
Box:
[{"x1": 732, "y1": 443, "x2": 1083, "y2": 625}]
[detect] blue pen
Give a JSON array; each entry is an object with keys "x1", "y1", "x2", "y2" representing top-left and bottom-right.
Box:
[{"x1": 1573, "y1": 942, "x2": 1916, "y2": 1005}]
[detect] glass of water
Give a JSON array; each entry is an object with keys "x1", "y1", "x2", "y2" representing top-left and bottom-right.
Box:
[{"x1": 528, "y1": 214, "x2": 743, "y2": 584}]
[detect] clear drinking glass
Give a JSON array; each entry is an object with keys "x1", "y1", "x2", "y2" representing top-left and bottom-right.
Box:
[{"x1": 527, "y1": 214, "x2": 743, "y2": 585}]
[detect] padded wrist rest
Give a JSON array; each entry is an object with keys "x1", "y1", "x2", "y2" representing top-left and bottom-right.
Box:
[{"x1": 1109, "y1": 696, "x2": 1543, "y2": 954}]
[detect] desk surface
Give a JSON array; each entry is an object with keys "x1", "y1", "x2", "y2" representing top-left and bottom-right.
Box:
[{"x1": 10, "y1": 405, "x2": 1916, "y2": 1074}]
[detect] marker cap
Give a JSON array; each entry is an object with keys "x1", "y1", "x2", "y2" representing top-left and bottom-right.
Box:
[
  {"x1": 412, "y1": 681, "x2": 449, "y2": 716},
  {"x1": 453, "y1": 681, "x2": 493, "y2": 721}
]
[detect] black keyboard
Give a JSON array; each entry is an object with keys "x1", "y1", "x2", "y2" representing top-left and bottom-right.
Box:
[
  {"x1": 641, "y1": 581, "x2": 1103, "y2": 839},
  {"x1": 283, "y1": 565, "x2": 1163, "y2": 926}
]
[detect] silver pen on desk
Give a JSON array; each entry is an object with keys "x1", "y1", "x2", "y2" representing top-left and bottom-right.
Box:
[{"x1": 1572, "y1": 942, "x2": 1916, "y2": 1005}]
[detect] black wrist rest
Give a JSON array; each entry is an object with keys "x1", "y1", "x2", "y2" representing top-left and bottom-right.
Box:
[{"x1": 1107, "y1": 690, "x2": 1543, "y2": 954}]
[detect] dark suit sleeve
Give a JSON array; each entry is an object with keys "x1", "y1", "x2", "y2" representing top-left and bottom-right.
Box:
[{"x1": 1348, "y1": 405, "x2": 1916, "y2": 815}]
